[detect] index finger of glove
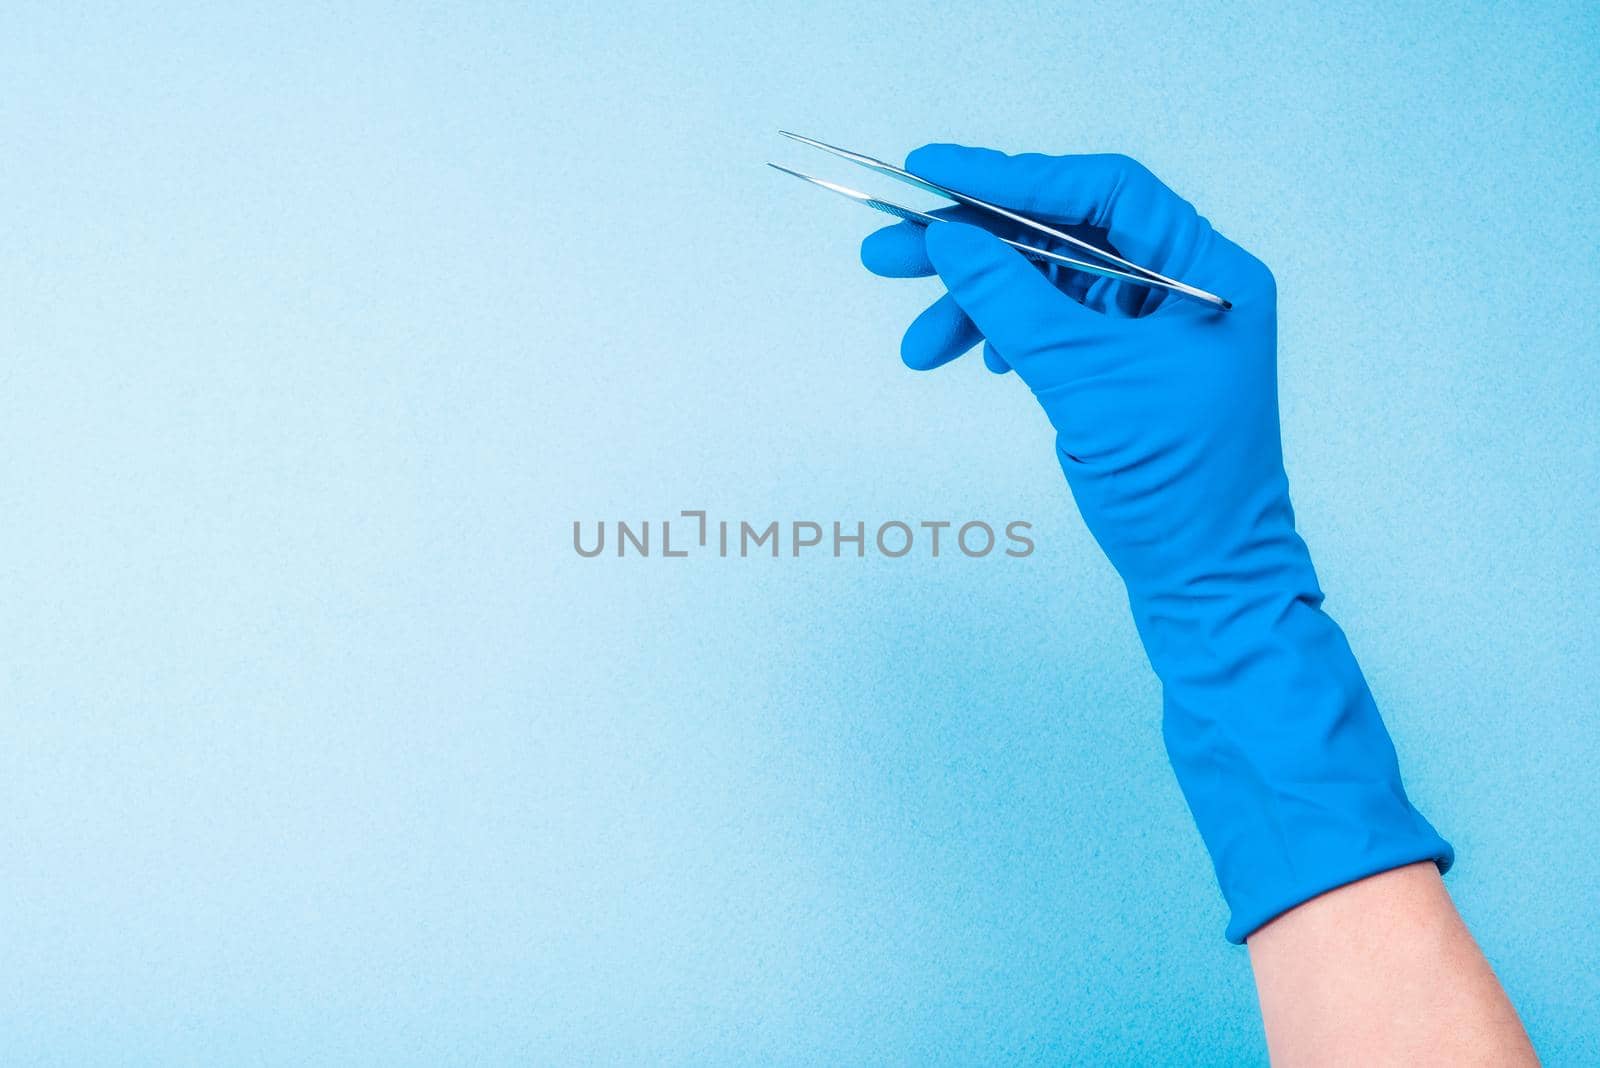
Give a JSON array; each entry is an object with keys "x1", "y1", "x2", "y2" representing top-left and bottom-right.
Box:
[{"x1": 906, "y1": 144, "x2": 1205, "y2": 274}]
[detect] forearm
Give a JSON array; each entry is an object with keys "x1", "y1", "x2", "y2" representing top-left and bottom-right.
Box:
[
  {"x1": 1138, "y1": 578, "x2": 1452, "y2": 943},
  {"x1": 1248, "y1": 863, "x2": 1537, "y2": 1066}
]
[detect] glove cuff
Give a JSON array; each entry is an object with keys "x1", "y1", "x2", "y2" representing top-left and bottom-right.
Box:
[
  {"x1": 1222, "y1": 834, "x2": 1453, "y2": 944},
  {"x1": 1140, "y1": 586, "x2": 1452, "y2": 943}
]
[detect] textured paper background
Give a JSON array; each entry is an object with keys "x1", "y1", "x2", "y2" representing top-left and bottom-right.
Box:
[{"x1": 4, "y1": 2, "x2": 1596, "y2": 1063}]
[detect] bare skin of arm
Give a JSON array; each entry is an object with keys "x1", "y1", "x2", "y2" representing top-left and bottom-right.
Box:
[{"x1": 1247, "y1": 863, "x2": 1538, "y2": 1066}]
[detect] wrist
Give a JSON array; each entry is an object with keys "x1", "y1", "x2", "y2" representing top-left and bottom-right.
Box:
[{"x1": 1121, "y1": 532, "x2": 1322, "y2": 680}]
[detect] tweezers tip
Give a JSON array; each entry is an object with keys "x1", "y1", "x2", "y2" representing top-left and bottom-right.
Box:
[{"x1": 778, "y1": 130, "x2": 852, "y2": 156}]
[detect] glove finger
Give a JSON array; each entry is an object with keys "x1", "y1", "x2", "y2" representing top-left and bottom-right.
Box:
[
  {"x1": 923, "y1": 222, "x2": 1113, "y2": 384},
  {"x1": 861, "y1": 220, "x2": 933, "y2": 278},
  {"x1": 901, "y1": 292, "x2": 982, "y2": 371},
  {"x1": 906, "y1": 143, "x2": 1207, "y2": 279},
  {"x1": 1041, "y1": 258, "x2": 1100, "y2": 309},
  {"x1": 859, "y1": 206, "x2": 997, "y2": 278},
  {"x1": 982, "y1": 341, "x2": 1011, "y2": 375},
  {"x1": 1081, "y1": 276, "x2": 1122, "y2": 316}
]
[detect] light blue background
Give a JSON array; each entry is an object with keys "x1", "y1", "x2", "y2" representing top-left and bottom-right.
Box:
[{"x1": 3, "y1": 2, "x2": 1596, "y2": 1064}]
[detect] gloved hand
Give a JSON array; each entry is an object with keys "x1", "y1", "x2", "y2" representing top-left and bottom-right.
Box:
[{"x1": 862, "y1": 144, "x2": 1451, "y2": 943}]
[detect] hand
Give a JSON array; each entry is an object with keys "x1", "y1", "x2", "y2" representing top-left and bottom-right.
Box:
[
  {"x1": 861, "y1": 146, "x2": 1281, "y2": 607},
  {"x1": 862, "y1": 145, "x2": 1451, "y2": 943}
]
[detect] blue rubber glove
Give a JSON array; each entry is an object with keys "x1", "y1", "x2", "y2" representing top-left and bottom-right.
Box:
[{"x1": 862, "y1": 145, "x2": 1452, "y2": 943}]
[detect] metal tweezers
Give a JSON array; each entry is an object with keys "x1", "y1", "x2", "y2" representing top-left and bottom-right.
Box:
[{"x1": 770, "y1": 131, "x2": 1230, "y2": 311}]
